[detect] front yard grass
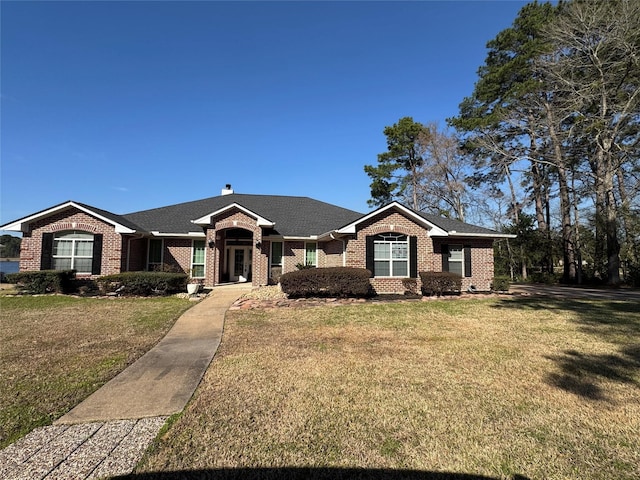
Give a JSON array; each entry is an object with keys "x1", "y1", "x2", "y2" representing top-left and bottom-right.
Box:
[
  {"x1": 137, "y1": 297, "x2": 640, "y2": 480},
  {"x1": 0, "y1": 294, "x2": 192, "y2": 448}
]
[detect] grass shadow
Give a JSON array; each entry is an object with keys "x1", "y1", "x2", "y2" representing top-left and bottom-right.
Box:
[
  {"x1": 494, "y1": 296, "x2": 640, "y2": 401},
  {"x1": 117, "y1": 468, "x2": 530, "y2": 480},
  {"x1": 494, "y1": 296, "x2": 640, "y2": 342},
  {"x1": 544, "y1": 345, "x2": 640, "y2": 401}
]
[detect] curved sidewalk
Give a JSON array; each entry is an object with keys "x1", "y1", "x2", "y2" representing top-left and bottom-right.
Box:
[{"x1": 0, "y1": 284, "x2": 250, "y2": 480}]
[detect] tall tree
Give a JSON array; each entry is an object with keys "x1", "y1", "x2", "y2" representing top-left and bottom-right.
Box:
[
  {"x1": 414, "y1": 123, "x2": 471, "y2": 221},
  {"x1": 449, "y1": 1, "x2": 562, "y2": 280},
  {"x1": 538, "y1": 0, "x2": 640, "y2": 284},
  {"x1": 365, "y1": 117, "x2": 428, "y2": 209}
]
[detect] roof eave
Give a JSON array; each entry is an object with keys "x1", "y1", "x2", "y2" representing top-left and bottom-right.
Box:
[
  {"x1": 150, "y1": 231, "x2": 207, "y2": 238},
  {"x1": 0, "y1": 201, "x2": 137, "y2": 234},
  {"x1": 191, "y1": 203, "x2": 275, "y2": 228},
  {"x1": 336, "y1": 202, "x2": 448, "y2": 236},
  {"x1": 444, "y1": 232, "x2": 517, "y2": 239}
]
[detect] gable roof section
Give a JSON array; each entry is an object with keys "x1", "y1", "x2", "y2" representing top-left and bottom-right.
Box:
[
  {"x1": 123, "y1": 194, "x2": 364, "y2": 237},
  {"x1": 192, "y1": 203, "x2": 275, "y2": 228},
  {"x1": 0, "y1": 201, "x2": 140, "y2": 234},
  {"x1": 336, "y1": 201, "x2": 514, "y2": 238},
  {"x1": 336, "y1": 202, "x2": 448, "y2": 236}
]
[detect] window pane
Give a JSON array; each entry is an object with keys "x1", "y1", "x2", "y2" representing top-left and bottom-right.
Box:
[
  {"x1": 74, "y1": 258, "x2": 93, "y2": 273},
  {"x1": 449, "y1": 245, "x2": 463, "y2": 261},
  {"x1": 149, "y1": 240, "x2": 162, "y2": 263},
  {"x1": 75, "y1": 240, "x2": 93, "y2": 256},
  {"x1": 374, "y1": 243, "x2": 390, "y2": 259},
  {"x1": 392, "y1": 260, "x2": 408, "y2": 277},
  {"x1": 53, "y1": 240, "x2": 73, "y2": 256},
  {"x1": 192, "y1": 241, "x2": 205, "y2": 263},
  {"x1": 449, "y1": 261, "x2": 463, "y2": 276},
  {"x1": 53, "y1": 258, "x2": 72, "y2": 270},
  {"x1": 191, "y1": 265, "x2": 205, "y2": 278},
  {"x1": 392, "y1": 243, "x2": 408, "y2": 259},
  {"x1": 374, "y1": 260, "x2": 390, "y2": 276},
  {"x1": 305, "y1": 243, "x2": 316, "y2": 265},
  {"x1": 272, "y1": 242, "x2": 283, "y2": 266}
]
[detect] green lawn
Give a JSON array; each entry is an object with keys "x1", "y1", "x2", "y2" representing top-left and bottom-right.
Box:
[
  {"x1": 136, "y1": 297, "x2": 640, "y2": 480},
  {"x1": 0, "y1": 294, "x2": 192, "y2": 448}
]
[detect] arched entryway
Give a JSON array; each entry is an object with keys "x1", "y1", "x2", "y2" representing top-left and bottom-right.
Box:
[{"x1": 220, "y1": 228, "x2": 253, "y2": 283}]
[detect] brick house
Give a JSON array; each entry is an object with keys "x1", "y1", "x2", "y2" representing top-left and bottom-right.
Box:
[{"x1": 1, "y1": 185, "x2": 513, "y2": 293}]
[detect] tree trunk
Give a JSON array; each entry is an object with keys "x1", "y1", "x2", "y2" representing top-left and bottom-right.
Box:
[
  {"x1": 544, "y1": 102, "x2": 575, "y2": 283},
  {"x1": 602, "y1": 153, "x2": 621, "y2": 284}
]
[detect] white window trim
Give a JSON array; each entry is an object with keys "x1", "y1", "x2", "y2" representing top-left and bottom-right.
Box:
[
  {"x1": 374, "y1": 233, "x2": 409, "y2": 278},
  {"x1": 305, "y1": 242, "x2": 317, "y2": 267},
  {"x1": 448, "y1": 244, "x2": 464, "y2": 276},
  {"x1": 191, "y1": 240, "x2": 206, "y2": 278},
  {"x1": 52, "y1": 231, "x2": 94, "y2": 274}
]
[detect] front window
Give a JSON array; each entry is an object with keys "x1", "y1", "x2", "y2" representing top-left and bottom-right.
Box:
[
  {"x1": 448, "y1": 244, "x2": 463, "y2": 276},
  {"x1": 305, "y1": 242, "x2": 317, "y2": 267},
  {"x1": 191, "y1": 240, "x2": 205, "y2": 278},
  {"x1": 52, "y1": 231, "x2": 94, "y2": 273},
  {"x1": 148, "y1": 239, "x2": 163, "y2": 271},
  {"x1": 374, "y1": 233, "x2": 408, "y2": 277},
  {"x1": 271, "y1": 241, "x2": 283, "y2": 267}
]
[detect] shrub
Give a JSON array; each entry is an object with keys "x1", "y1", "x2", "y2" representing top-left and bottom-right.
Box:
[
  {"x1": 491, "y1": 276, "x2": 511, "y2": 292},
  {"x1": 96, "y1": 272, "x2": 188, "y2": 296},
  {"x1": 295, "y1": 263, "x2": 316, "y2": 270},
  {"x1": 527, "y1": 272, "x2": 561, "y2": 285},
  {"x1": 280, "y1": 267, "x2": 372, "y2": 298},
  {"x1": 627, "y1": 263, "x2": 640, "y2": 287},
  {"x1": 401, "y1": 278, "x2": 419, "y2": 295},
  {"x1": 6, "y1": 270, "x2": 76, "y2": 294},
  {"x1": 419, "y1": 271, "x2": 462, "y2": 297}
]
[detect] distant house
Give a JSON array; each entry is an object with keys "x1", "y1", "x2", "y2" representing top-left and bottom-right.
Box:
[{"x1": 0, "y1": 185, "x2": 513, "y2": 293}]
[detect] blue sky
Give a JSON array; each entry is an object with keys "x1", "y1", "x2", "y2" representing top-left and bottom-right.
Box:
[{"x1": 1, "y1": 0, "x2": 529, "y2": 234}]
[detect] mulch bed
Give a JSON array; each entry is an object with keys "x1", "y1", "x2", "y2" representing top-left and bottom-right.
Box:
[{"x1": 229, "y1": 292, "x2": 511, "y2": 310}]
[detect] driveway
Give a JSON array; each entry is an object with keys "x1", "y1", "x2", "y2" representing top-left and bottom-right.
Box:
[{"x1": 510, "y1": 283, "x2": 640, "y2": 301}]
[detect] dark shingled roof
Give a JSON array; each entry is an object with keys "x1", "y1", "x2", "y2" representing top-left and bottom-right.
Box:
[
  {"x1": 122, "y1": 194, "x2": 364, "y2": 237},
  {"x1": 414, "y1": 210, "x2": 504, "y2": 236},
  {"x1": 1, "y1": 196, "x2": 505, "y2": 239},
  {"x1": 72, "y1": 201, "x2": 144, "y2": 232}
]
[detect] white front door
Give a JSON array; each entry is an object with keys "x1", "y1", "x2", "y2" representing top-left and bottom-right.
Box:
[{"x1": 230, "y1": 247, "x2": 252, "y2": 282}]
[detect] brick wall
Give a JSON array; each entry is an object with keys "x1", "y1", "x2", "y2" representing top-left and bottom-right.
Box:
[
  {"x1": 432, "y1": 238, "x2": 495, "y2": 292},
  {"x1": 284, "y1": 241, "x2": 304, "y2": 272},
  {"x1": 126, "y1": 237, "x2": 147, "y2": 271},
  {"x1": 164, "y1": 239, "x2": 193, "y2": 274},
  {"x1": 19, "y1": 207, "x2": 124, "y2": 277},
  {"x1": 323, "y1": 239, "x2": 345, "y2": 267},
  {"x1": 206, "y1": 208, "x2": 265, "y2": 287},
  {"x1": 342, "y1": 209, "x2": 496, "y2": 294},
  {"x1": 345, "y1": 210, "x2": 433, "y2": 294}
]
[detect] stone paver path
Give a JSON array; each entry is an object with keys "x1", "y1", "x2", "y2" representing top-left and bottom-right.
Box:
[
  {"x1": 0, "y1": 417, "x2": 166, "y2": 480},
  {"x1": 0, "y1": 284, "x2": 250, "y2": 479}
]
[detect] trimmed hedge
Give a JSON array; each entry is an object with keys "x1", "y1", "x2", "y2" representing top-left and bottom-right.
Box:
[
  {"x1": 6, "y1": 270, "x2": 76, "y2": 294},
  {"x1": 419, "y1": 271, "x2": 462, "y2": 297},
  {"x1": 280, "y1": 267, "x2": 373, "y2": 298},
  {"x1": 491, "y1": 276, "x2": 511, "y2": 292},
  {"x1": 96, "y1": 272, "x2": 188, "y2": 296}
]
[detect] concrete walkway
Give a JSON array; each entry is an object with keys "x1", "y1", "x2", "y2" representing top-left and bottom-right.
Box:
[{"x1": 0, "y1": 284, "x2": 250, "y2": 480}]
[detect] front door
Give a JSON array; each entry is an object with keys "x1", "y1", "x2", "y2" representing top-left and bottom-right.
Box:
[{"x1": 230, "y1": 247, "x2": 252, "y2": 282}]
